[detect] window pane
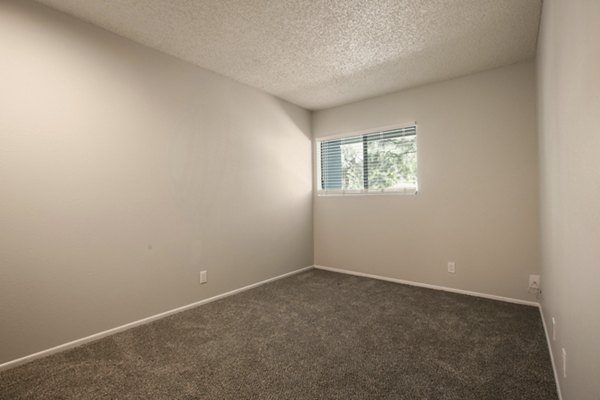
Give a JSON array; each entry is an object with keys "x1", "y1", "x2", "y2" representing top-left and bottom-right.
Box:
[
  {"x1": 321, "y1": 139, "x2": 364, "y2": 190},
  {"x1": 367, "y1": 133, "x2": 417, "y2": 190},
  {"x1": 340, "y1": 140, "x2": 364, "y2": 190},
  {"x1": 320, "y1": 126, "x2": 417, "y2": 193}
]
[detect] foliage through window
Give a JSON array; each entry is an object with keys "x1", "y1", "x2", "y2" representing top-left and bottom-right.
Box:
[{"x1": 318, "y1": 126, "x2": 417, "y2": 194}]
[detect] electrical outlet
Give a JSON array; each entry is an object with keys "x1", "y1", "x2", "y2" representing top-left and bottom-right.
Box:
[
  {"x1": 447, "y1": 262, "x2": 456, "y2": 274},
  {"x1": 529, "y1": 274, "x2": 541, "y2": 290},
  {"x1": 552, "y1": 317, "x2": 556, "y2": 341},
  {"x1": 561, "y1": 348, "x2": 567, "y2": 378},
  {"x1": 199, "y1": 270, "x2": 207, "y2": 284}
]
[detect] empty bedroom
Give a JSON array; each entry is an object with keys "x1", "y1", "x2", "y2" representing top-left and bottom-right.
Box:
[{"x1": 0, "y1": 0, "x2": 598, "y2": 399}]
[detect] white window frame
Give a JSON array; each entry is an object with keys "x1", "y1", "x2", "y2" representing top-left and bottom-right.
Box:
[{"x1": 315, "y1": 122, "x2": 419, "y2": 196}]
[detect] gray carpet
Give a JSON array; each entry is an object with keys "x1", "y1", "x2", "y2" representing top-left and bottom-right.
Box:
[{"x1": 0, "y1": 269, "x2": 557, "y2": 399}]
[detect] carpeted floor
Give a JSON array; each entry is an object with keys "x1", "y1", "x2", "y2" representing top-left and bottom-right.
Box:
[{"x1": 0, "y1": 269, "x2": 557, "y2": 400}]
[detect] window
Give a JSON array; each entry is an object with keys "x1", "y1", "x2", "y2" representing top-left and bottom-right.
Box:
[{"x1": 318, "y1": 125, "x2": 417, "y2": 194}]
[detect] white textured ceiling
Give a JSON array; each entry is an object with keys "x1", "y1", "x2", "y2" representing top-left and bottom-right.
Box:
[{"x1": 35, "y1": 0, "x2": 541, "y2": 110}]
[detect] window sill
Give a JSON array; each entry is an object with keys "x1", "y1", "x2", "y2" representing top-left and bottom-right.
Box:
[{"x1": 317, "y1": 189, "x2": 418, "y2": 197}]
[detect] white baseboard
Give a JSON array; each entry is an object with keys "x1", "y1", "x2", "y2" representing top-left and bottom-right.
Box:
[
  {"x1": 314, "y1": 265, "x2": 540, "y2": 307},
  {"x1": 2, "y1": 262, "x2": 558, "y2": 399},
  {"x1": 539, "y1": 305, "x2": 563, "y2": 400},
  {"x1": 0, "y1": 265, "x2": 314, "y2": 372}
]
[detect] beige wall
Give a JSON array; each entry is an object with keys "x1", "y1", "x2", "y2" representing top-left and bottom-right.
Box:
[
  {"x1": 537, "y1": 1, "x2": 600, "y2": 399},
  {"x1": 0, "y1": 1, "x2": 312, "y2": 364},
  {"x1": 313, "y1": 62, "x2": 540, "y2": 302}
]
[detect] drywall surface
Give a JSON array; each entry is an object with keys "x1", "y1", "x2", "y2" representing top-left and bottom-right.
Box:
[
  {"x1": 312, "y1": 62, "x2": 540, "y2": 302},
  {"x1": 0, "y1": 1, "x2": 312, "y2": 364},
  {"x1": 537, "y1": 1, "x2": 600, "y2": 399}
]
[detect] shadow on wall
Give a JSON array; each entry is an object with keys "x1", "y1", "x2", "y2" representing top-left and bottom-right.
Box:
[{"x1": 0, "y1": 0, "x2": 313, "y2": 364}]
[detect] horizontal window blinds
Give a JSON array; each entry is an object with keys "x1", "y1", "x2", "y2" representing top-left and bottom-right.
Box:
[{"x1": 319, "y1": 126, "x2": 417, "y2": 194}]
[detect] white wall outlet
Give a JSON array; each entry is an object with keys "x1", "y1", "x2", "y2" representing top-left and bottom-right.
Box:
[
  {"x1": 552, "y1": 317, "x2": 556, "y2": 341},
  {"x1": 528, "y1": 274, "x2": 541, "y2": 290},
  {"x1": 447, "y1": 262, "x2": 456, "y2": 274},
  {"x1": 561, "y1": 348, "x2": 567, "y2": 378},
  {"x1": 199, "y1": 270, "x2": 207, "y2": 284}
]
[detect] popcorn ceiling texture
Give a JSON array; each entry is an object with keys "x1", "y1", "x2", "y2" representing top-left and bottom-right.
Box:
[{"x1": 35, "y1": 0, "x2": 541, "y2": 110}]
